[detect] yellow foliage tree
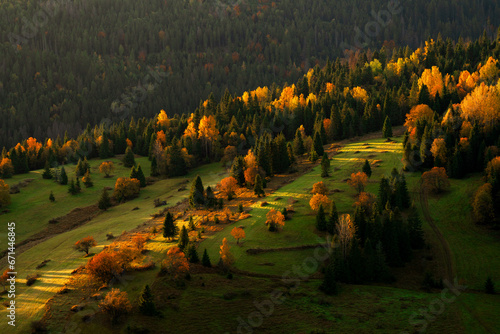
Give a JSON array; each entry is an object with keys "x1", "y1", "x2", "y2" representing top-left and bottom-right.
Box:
[
  {"x1": 336, "y1": 214, "x2": 355, "y2": 259},
  {"x1": 309, "y1": 193, "x2": 331, "y2": 211},
  {"x1": 99, "y1": 161, "x2": 115, "y2": 177},
  {"x1": 479, "y1": 57, "x2": 500, "y2": 84},
  {"x1": 430, "y1": 138, "x2": 447, "y2": 164},
  {"x1": 404, "y1": 104, "x2": 435, "y2": 135},
  {"x1": 113, "y1": 177, "x2": 140, "y2": 201},
  {"x1": 418, "y1": 66, "x2": 444, "y2": 98},
  {"x1": 265, "y1": 209, "x2": 285, "y2": 231},
  {"x1": 311, "y1": 181, "x2": 329, "y2": 195},
  {"x1": 161, "y1": 246, "x2": 190, "y2": 279},
  {"x1": 0, "y1": 179, "x2": 11, "y2": 208},
  {"x1": 460, "y1": 83, "x2": 500, "y2": 131},
  {"x1": 198, "y1": 115, "x2": 219, "y2": 157},
  {"x1": 157, "y1": 109, "x2": 170, "y2": 128},
  {"x1": 219, "y1": 238, "x2": 234, "y2": 266},
  {"x1": 231, "y1": 227, "x2": 246, "y2": 244},
  {"x1": 348, "y1": 172, "x2": 368, "y2": 194}
]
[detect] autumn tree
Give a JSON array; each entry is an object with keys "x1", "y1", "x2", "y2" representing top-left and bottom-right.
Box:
[
  {"x1": 418, "y1": 66, "x2": 444, "y2": 98},
  {"x1": 163, "y1": 212, "x2": 177, "y2": 241},
  {"x1": 309, "y1": 193, "x2": 331, "y2": 211},
  {"x1": 321, "y1": 153, "x2": 330, "y2": 177},
  {"x1": 231, "y1": 227, "x2": 245, "y2": 244},
  {"x1": 472, "y1": 183, "x2": 495, "y2": 224},
  {"x1": 99, "y1": 161, "x2": 115, "y2": 178},
  {"x1": 311, "y1": 181, "x2": 329, "y2": 195},
  {"x1": 336, "y1": 214, "x2": 355, "y2": 260},
  {"x1": 198, "y1": 115, "x2": 219, "y2": 158},
  {"x1": 74, "y1": 236, "x2": 97, "y2": 255},
  {"x1": 99, "y1": 289, "x2": 132, "y2": 324},
  {"x1": 0, "y1": 158, "x2": 14, "y2": 179},
  {"x1": 217, "y1": 176, "x2": 238, "y2": 200},
  {"x1": 460, "y1": 83, "x2": 500, "y2": 131},
  {"x1": 189, "y1": 175, "x2": 205, "y2": 207},
  {"x1": 161, "y1": 247, "x2": 189, "y2": 279},
  {"x1": 348, "y1": 172, "x2": 368, "y2": 194},
  {"x1": 86, "y1": 252, "x2": 122, "y2": 283},
  {"x1": 0, "y1": 269, "x2": 9, "y2": 291},
  {"x1": 244, "y1": 166, "x2": 258, "y2": 186},
  {"x1": 113, "y1": 177, "x2": 140, "y2": 201},
  {"x1": 98, "y1": 188, "x2": 112, "y2": 210},
  {"x1": 266, "y1": 209, "x2": 285, "y2": 232},
  {"x1": 219, "y1": 237, "x2": 234, "y2": 267},
  {"x1": 404, "y1": 104, "x2": 434, "y2": 137},
  {"x1": 421, "y1": 167, "x2": 450, "y2": 193},
  {"x1": 430, "y1": 138, "x2": 448, "y2": 166},
  {"x1": 132, "y1": 235, "x2": 147, "y2": 253},
  {"x1": 0, "y1": 179, "x2": 11, "y2": 208}
]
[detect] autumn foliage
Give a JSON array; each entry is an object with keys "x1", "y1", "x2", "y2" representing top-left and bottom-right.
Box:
[
  {"x1": 348, "y1": 172, "x2": 368, "y2": 194},
  {"x1": 309, "y1": 193, "x2": 331, "y2": 211},
  {"x1": 86, "y1": 252, "x2": 122, "y2": 283},
  {"x1": 161, "y1": 247, "x2": 189, "y2": 279},
  {"x1": 265, "y1": 209, "x2": 285, "y2": 231},
  {"x1": 404, "y1": 104, "x2": 435, "y2": 137},
  {"x1": 311, "y1": 181, "x2": 329, "y2": 195},
  {"x1": 99, "y1": 161, "x2": 115, "y2": 177},
  {"x1": 421, "y1": 167, "x2": 450, "y2": 193},
  {"x1": 231, "y1": 227, "x2": 246, "y2": 244},
  {"x1": 217, "y1": 176, "x2": 238, "y2": 199},
  {"x1": 114, "y1": 177, "x2": 140, "y2": 201},
  {"x1": 99, "y1": 289, "x2": 132, "y2": 324},
  {"x1": 74, "y1": 236, "x2": 97, "y2": 255},
  {"x1": 219, "y1": 237, "x2": 234, "y2": 266},
  {"x1": 0, "y1": 179, "x2": 10, "y2": 208}
]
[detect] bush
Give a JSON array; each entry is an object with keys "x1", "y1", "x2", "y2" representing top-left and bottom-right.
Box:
[
  {"x1": 30, "y1": 320, "x2": 47, "y2": 333},
  {"x1": 113, "y1": 177, "x2": 140, "y2": 202},
  {"x1": 26, "y1": 274, "x2": 40, "y2": 286},
  {"x1": 99, "y1": 289, "x2": 132, "y2": 324}
]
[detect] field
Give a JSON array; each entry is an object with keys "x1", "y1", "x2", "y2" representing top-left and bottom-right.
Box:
[{"x1": 1, "y1": 135, "x2": 499, "y2": 333}]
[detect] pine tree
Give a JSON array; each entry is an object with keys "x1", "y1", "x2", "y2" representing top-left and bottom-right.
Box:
[
  {"x1": 42, "y1": 160, "x2": 52, "y2": 179},
  {"x1": 230, "y1": 156, "x2": 246, "y2": 186},
  {"x1": 99, "y1": 132, "x2": 111, "y2": 159},
  {"x1": 292, "y1": 129, "x2": 305, "y2": 155},
  {"x1": 382, "y1": 116, "x2": 392, "y2": 138},
  {"x1": 189, "y1": 175, "x2": 205, "y2": 207},
  {"x1": 271, "y1": 133, "x2": 290, "y2": 173},
  {"x1": 60, "y1": 166, "x2": 68, "y2": 185},
  {"x1": 327, "y1": 202, "x2": 339, "y2": 235},
  {"x1": 407, "y1": 206, "x2": 424, "y2": 249},
  {"x1": 150, "y1": 156, "x2": 159, "y2": 176},
  {"x1": 123, "y1": 146, "x2": 136, "y2": 168},
  {"x1": 316, "y1": 204, "x2": 327, "y2": 231},
  {"x1": 187, "y1": 245, "x2": 199, "y2": 263},
  {"x1": 138, "y1": 285, "x2": 157, "y2": 316},
  {"x1": 485, "y1": 277, "x2": 495, "y2": 294},
  {"x1": 313, "y1": 132, "x2": 324, "y2": 156},
  {"x1": 320, "y1": 263, "x2": 338, "y2": 295},
  {"x1": 188, "y1": 216, "x2": 196, "y2": 231},
  {"x1": 49, "y1": 191, "x2": 55, "y2": 202},
  {"x1": 68, "y1": 179, "x2": 77, "y2": 195},
  {"x1": 254, "y1": 174, "x2": 265, "y2": 197},
  {"x1": 163, "y1": 212, "x2": 177, "y2": 240},
  {"x1": 202, "y1": 249, "x2": 212, "y2": 267},
  {"x1": 321, "y1": 153, "x2": 330, "y2": 177},
  {"x1": 178, "y1": 225, "x2": 189, "y2": 250},
  {"x1": 362, "y1": 159, "x2": 372, "y2": 177},
  {"x1": 98, "y1": 188, "x2": 112, "y2": 210},
  {"x1": 206, "y1": 186, "x2": 217, "y2": 208}
]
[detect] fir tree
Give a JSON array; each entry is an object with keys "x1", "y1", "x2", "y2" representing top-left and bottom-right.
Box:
[
  {"x1": 187, "y1": 245, "x2": 199, "y2": 263},
  {"x1": 407, "y1": 206, "x2": 425, "y2": 249},
  {"x1": 167, "y1": 139, "x2": 187, "y2": 177},
  {"x1": 327, "y1": 202, "x2": 339, "y2": 235},
  {"x1": 189, "y1": 175, "x2": 205, "y2": 207},
  {"x1": 42, "y1": 161, "x2": 52, "y2": 179},
  {"x1": 202, "y1": 249, "x2": 212, "y2": 267},
  {"x1": 396, "y1": 173, "x2": 410, "y2": 209},
  {"x1": 230, "y1": 156, "x2": 246, "y2": 186},
  {"x1": 68, "y1": 179, "x2": 77, "y2": 195},
  {"x1": 135, "y1": 165, "x2": 146, "y2": 187},
  {"x1": 316, "y1": 204, "x2": 327, "y2": 231},
  {"x1": 292, "y1": 129, "x2": 305, "y2": 156},
  {"x1": 378, "y1": 177, "x2": 391, "y2": 211},
  {"x1": 123, "y1": 146, "x2": 136, "y2": 168},
  {"x1": 254, "y1": 174, "x2": 265, "y2": 197},
  {"x1": 321, "y1": 153, "x2": 330, "y2": 177},
  {"x1": 309, "y1": 148, "x2": 319, "y2": 162},
  {"x1": 362, "y1": 159, "x2": 372, "y2": 177},
  {"x1": 178, "y1": 225, "x2": 189, "y2": 250},
  {"x1": 382, "y1": 116, "x2": 392, "y2": 138},
  {"x1": 75, "y1": 177, "x2": 81, "y2": 193},
  {"x1": 60, "y1": 166, "x2": 68, "y2": 185},
  {"x1": 188, "y1": 216, "x2": 196, "y2": 231},
  {"x1": 49, "y1": 191, "x2": 55, "y2": 202},
  {"x1": 287, "y1": 142, "x2": 295, "y2": 165},
  {"x1": 138, "y1": 285, "x2": 157, "y2": 316},
  {"x1": 163, "y1": 212, "x2": 177, "y2": 240},
  {"x1": 485, "y1": 277, "x2": 495, "y2": 294},
  {"x1": 320, "y1": 263, "x2": 338, "y2": 295},
  {"x1": 206, "y1": 186, "x2": 217, "y2": 208},
  {"x1": 272, "y1": 133, "x2": 290, "y2": 173},
  {"x1": 150, "y1": 156, "x2": 159, "y2": 176},
  {"x1": 98, "y1": 188, "x2": 112, "y2": 210},
  {"x1": 99, "y1": 132, "x2": 111, "y2": 159},
  {"x1": 313, "y1": 131, "x2": 324, "y2": 156}
]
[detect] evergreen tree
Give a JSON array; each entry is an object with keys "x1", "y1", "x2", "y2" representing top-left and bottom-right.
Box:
[
  {"x1": 326, "y1": 202, "x2": 339, "y2": 235},
  {"x1": 254, "y1": 174, "x2": 265, "y2": 197},
  {"x1": 485, "y1": 277, "x2": 495, "y2": 294},
  {"x1": 206, "y1": 186, "x2": 217, "y2": 208},
  {"x1": 378, "y1": 177, "x2": 391, "y2": 210},
  {"x1": 272, "y1": 134, "x2": 290, "y2": 173},
  {"x1": 188, "y1": 216, "x2": 196, "y2": 231},
  {"x1": 163, "y1": 212, "x2": 177, "y2": 240},
  {"x1": 320, "y1": 263, "x2": 338, "y2": 295},
  {"x1": 98, "y1": 188, "x2": 112, "y2": 210},
  {"x1": 202, "y1": 249, "x2": 212, "y2": 267},
  {"x1": 189, "y1": 175, "x2": 205, "y2": 207},
  {"x1": 122, "y1": 146, "x2": 136, "y2": 167},
  {"x1": 396, "y1": 173, "x2": 410, "y2": 209},
  {"x1": 75, "y1": 177, "x2": 81, "y2": 192},
  {"x1": 407, "y1": 206, "x2": 425, "y2": 249},
  {"x1": 316, "y1": 204, "x2": 327, "y2": 231},
  {"x1": 167, "y1": 139, "x2": 187, "y2": 177},
  {"x1": 135, "y1": 165, "x2": 146, "y2": 187},
  {"x1": 138, "y1": 285, "x2": 157, "y2": 316},
  {"x1": 292, "y1": 129, "x2": 305, "y2": 155},
  {"x1": 362, "y1": 159, "x2": 372, "y2": 177},
  {"x1": 313, "y1": 132, "x2": 324, "y2": 156},
  {"x1": 82, "y1": 170, "x2": 93, "y2": 188},
  {"x1": 68, "y1": 179, "x2": 77, "y2": 195},
  {"x1": 321, "y1": 153, "x2": 330, "y2": 177},
  {"x1": 187, "y1": 244, "x2": 200, "y2": 263},
  {"x1": 178, "y1": 225, "x2": 189, "y2": 250},
  {"x1": 382, "y1": 116, "x2": 392, "y2": 138},
  {"x1": 42, "y1": 161, "x2": 52, "y2": 179},
  {"x1": 150, "y1": 156, "x2": 159, "y2": 176},
  {"x1": 230, "y1": 156, "x2": 246, "y2": 185},
  {"x1": 60, "y1": 166, "x2": 68, "y2": 185},
  {"x1": 309, "y1": 148, "x2": 319, "y2": 162},
  {"x1": 49, "y1": 191, "x2": 55, "y2": 202},
  {"x1": 99, "y1": 132, "x2": 111, "y2": 159},
  {"x1": 287, "y1": 142, "x2": 295, "y2": 165}
]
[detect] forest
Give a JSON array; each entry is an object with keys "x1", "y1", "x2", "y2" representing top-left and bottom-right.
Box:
[{"x1": 1, "y1": 0, "x2": 500, "y2": 149}]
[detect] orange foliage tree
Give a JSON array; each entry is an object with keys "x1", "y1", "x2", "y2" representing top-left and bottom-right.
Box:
[
  {"x1": 354, "y1": 192, "x2": 376, "y2": 213},
  {"x1": 0, "y1": 158, "x2": 14, "y2": 178},
  {"x1": 156, "y1": 109, "x2": 170, "y2": 128},
  {"x1": 460, "y1": 83, "x2": 500, "y2": 131},
  {"x1": 114, "y1": 177, "x2": 140, "y2": 201},
  {"x1": 336, "y1": 214, "x2": 356, "y2": 259},
  {"x1": 404, "y1": 104, "x2": 435, "y2": 136},
  {"x1": 74, "y1": 236, "x2": 97, "y2": 255},
  {"x1": 99, "y1": 289, "x2": 132, "y2": 324},
  {"x1": 430, "y1": 138, "x2": 447, "y2": 165},
  {"x1": 418, "y1": 66, "x2": 444, "y2": 98},
  {"x1": 348, "y1": 172, "x2": 368, "y2": 194},
  {"x1": 161, "y1": 247, "x2": 189, "y2": 279},
  {"x1": 309, "y1": 193, "x2": 331, "y2": 211},
  {"x1": 421, "y1": 167, "x2": 450, "y2": 193},
  {"x1": 0, "y1": 179, "x2": 10, "y2": 208},
  {"x1": 217, "y1": 176, "x2": 238, "y2": 199},
  {"x1": 86, "y1": 252, "x2": 122, "y2": 283},
  {"x1": 311, "y1": 181, "x2": 329, "y2": 195},
  {"x1": 132, "y1": 235, "x2": 147, "y2": 252},
  {"x1": 265, "y1": 209, "x2": 285, "y2": 231},
  {"x1": 219, "y1": 237, "x2": 234, "y2": 266},
  {"x1": 231, "y1": 227, "x2": 246, "y2": 244},
  {"x1": 198, "y1": 115, "x2": 219, "y2": 157},
  {"x1": 244, "y1": 167, "x2": 258, "y2": 185},
  {"x1": 99, "y1": 161, "x2": 115, "y2": 177}
]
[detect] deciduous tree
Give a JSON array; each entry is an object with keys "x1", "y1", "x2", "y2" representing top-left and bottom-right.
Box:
[
  {"x1": 217, "y1": 176, "x2": 238, "y2": 200},
  {"x1": 99, "y1": 161, "x2": 115, "y2": 178},
  {"x1": 113, "y1": 177, "x2": 140, "y2": 201},
  {"x1": 311, "y1": 181, "x2": 329, "y2": 195},
  {"x1": 310, "y1": 193, "x2": 331, "y2": 211},
  {"x1": 0, "y1": 179, "x2": 11, "y2": 208},
  {"x1": 265, "y1": 209, "x2": 285, "y2": 231},
  {"x1": 348, "y1": 172, "x2": 368, "y2": 194},
  {"x1": 421, "y1": 167, "x2": 450, "y2": 193},
  {"x1": 219, "y1": 238, "x2": 234, "y2": 267},
  {"x1": 74, "y1": 236, "x2": 97, "y2": 255},
  {"x1": 231, "y1": 227, "x2": 245, "y2": 244},
  {"x1": 161, "y1": 247, "x2": 189, "y2": 279},
  {"x1": 99, "y1": 289, "x2": 132, "y2": 324}
]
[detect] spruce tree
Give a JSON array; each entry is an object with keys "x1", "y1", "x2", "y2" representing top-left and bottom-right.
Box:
[
  {"x1": 189, "y1": 175, "x2": 205, "y2": 207},
  {"x1": 327, "y1": 202, "x2": 339, "y2": 235},
  {"x1": 202, "y1": 249, "x2": 212, "y2": 267},
  {"x1": 230, "y1": 156, "x2": 246, "y2": 186},
  {"x1": 187, "y1": 245, "x2": 200, "y2": 263},
  {"x1": 68, "y1": 179, "x2": 77, "y2": 195},
  {"x1": 138, "y1": 285, "x2": 157, "y2": 316},
  {"x1": 167, "y1": 139, "x2": 187, "y2": 177},
  {"x1": 320, "y1": 263, "x2": 338, "y2": 295},
  {"x1": 49, "y1": 191, "x2": 55, "y2": 202},
  {"x1": 178, "y1": 225, "x2": 189, "y2": 250},
  {"x1": 362, "y1": 159, "x2": 372, "y2": 177},
  {"x1": 316, "y1": 204, "x2": 327, "y2": 231},
  {"x1": 163, "y1": 212, "x2": 177, "y2": 240},
  {"x1": 42, "y1": 161, "x2": 52, "y2": 179},
  {"x1": 407, "y1": 206, "x2": 425, "y2": 249},
  {"x1": 321, "y1": 153, "x2": 330, "y2": 177},
  {"x1": 292, "y1": 129, "x2": 305, "y2": 155},
  {"x1": 287, "y1": 142, "x2": 295, "y2": 165},
  {"x1": 123, "y1": 146, "x2": 136, "y2": 168},
  {"x1": 206, "y1": 186, "x2": 216, "y2": 208},
  {"x1": 135, "y1": 165, "x2": 146, "y2": 187},
  {"x1": 98, "y1": 188, "x2": 112, "y2": 210},
  {"x1": 99, "y1": 132, "x2": 111, "y2": 159},
  {"x1": 254, "y1": 174, "x2": 265, "y2": 197},
  {"x1": 150, "y1": 156, "x2": 159, "y2": 176},
  {"x1": 382, "y1": 116, "x2": 392, "y2": 138},
  {"x1": 60, "y1": 166, "x2": 68, "y2": 185},
  {"x1": 313, "y1": 132, "x2": 324, "y2": 156}
]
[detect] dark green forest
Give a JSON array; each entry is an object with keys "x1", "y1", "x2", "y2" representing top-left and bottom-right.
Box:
[{"x1": 1, "y1": 0, "x2": 500, "y2": 148}]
